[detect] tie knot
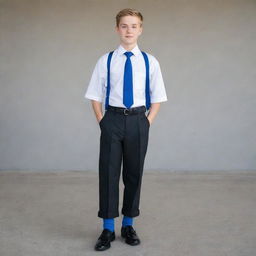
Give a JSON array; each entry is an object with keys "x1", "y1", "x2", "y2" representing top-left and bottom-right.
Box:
[{"x1": 124, "y1": 51, "x2": 134, "y2": 58}]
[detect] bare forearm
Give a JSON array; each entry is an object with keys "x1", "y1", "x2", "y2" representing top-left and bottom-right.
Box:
[
  {"x1": 91, "y1": 100, "x2": 103, "y2": 123},
  {"x1": 147, "y1": 103, "x2": 161, "y2": 125}
]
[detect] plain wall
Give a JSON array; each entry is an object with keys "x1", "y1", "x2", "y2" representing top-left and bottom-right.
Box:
[{"x1": 0, "y1": 0, "x2": 256, "y2": 171}]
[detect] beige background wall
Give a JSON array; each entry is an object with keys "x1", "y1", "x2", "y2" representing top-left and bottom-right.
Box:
[{"x1": 0, "y1": 0, "x2": 255, "y2": 171}]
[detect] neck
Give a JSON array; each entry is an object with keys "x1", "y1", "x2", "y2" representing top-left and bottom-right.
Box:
[{"x1": 121, "y1": 42, "x2": 137, "y2": 51}]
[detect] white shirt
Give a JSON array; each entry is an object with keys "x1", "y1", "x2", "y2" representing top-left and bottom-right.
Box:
[{"x1": 84, "y1": 44, "x2": 168, "y2": 108}]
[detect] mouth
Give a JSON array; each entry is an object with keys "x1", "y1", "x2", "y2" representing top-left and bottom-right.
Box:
[{"x1": 125, "y1": 35, "x2": 133, "y2": 38}]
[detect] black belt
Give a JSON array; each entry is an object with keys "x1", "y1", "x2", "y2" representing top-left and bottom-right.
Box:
[{"x1": 107, "y1": 105, "x2": 146, "y2": 115}]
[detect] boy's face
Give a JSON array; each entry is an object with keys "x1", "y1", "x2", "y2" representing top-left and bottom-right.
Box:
[{"x1": 115, "y1": 15, "x2": 143, "y2": 47}]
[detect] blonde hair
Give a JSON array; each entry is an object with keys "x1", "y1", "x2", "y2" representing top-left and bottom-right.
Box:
[{"x1": 116, "y1": 8, "x2": 143, "y2": 27}]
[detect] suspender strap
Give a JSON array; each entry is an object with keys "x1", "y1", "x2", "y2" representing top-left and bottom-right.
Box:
[
  {"x1": 105, "y1": 50, "x2": 151, "y2": 110},
  {"x1": 105, "y1": 51, "x2": 114, "y2": 110},
  {"x1": 141, "y1": 51, "x2": 151, "y2": 110}
]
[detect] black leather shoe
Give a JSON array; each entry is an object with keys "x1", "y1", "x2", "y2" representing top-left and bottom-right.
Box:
[
  {"x1": 121, "y1": 225, "x2": 141, "y2": 246},
  {"x1": 94, "y1": 229, "x2": 115, "y2": 251}
]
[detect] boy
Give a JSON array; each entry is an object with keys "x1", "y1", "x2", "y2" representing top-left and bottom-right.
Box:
[{"x1": 84, "y1": 8, "x2": 167, "y2": 251}]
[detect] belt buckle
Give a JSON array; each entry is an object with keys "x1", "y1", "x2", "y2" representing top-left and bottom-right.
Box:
[{"x1": 123, "y1": 108, "x2": 129, "y2": 115}]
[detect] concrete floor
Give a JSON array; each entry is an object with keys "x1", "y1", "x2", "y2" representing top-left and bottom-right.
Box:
[{"x1": 0, "y1": 170, "x2": 255, "y2": 256}]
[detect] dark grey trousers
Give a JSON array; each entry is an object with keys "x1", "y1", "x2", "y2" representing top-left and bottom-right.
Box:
[{"x1": 97, "y1": 105, "x2": 150, "y2": 219}]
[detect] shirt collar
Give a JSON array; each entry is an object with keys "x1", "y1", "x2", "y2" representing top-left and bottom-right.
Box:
[{"x1": 117, "y1": 44, "x2": 141, "y2": 57}]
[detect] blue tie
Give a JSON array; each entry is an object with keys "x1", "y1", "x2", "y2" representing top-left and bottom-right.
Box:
[{"x1": 123, "y1": 51, "x2": 134, "y2": 108}]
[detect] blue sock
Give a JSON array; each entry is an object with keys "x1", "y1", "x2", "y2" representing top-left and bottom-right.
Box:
[
  {"x1": 103, "y1": 218, "x2": 114, "y2": 232},
  {"x1": 122, "y1": 215, "x2": 133, "y2": 227}
]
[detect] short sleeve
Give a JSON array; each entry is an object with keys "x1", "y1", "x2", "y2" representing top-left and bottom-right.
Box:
[
  {"x1": 84, "y1": 55, "x2": 106, "y2": 102},
  {"x1": 149, "y1": 56, "x2": 168, "y2": 103}
]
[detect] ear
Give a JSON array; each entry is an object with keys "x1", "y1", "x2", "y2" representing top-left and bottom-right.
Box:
[{"x1": 139, "y1": 26, "x2": 143, "y2": 35}]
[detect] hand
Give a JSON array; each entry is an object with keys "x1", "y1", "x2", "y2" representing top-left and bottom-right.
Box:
[
  {"x1": 147, "y1": 116, "x2": 152, "y2": 126},
  {"x1": 98, "y1": 116, "x2": 103, "y2": 123}
]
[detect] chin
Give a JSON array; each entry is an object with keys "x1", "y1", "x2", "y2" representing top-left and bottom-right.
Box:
[{"x1": 124, "y1": 38, "x2": 136, "y2": 44}]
